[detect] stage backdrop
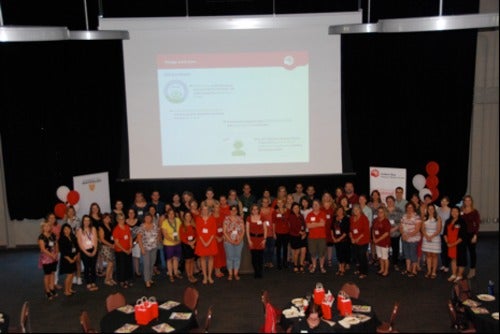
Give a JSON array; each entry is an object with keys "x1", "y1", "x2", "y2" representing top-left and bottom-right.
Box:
[
  {"x1": 369, "y1": 167, "x2": 406, "y2": 204},
  {"x1": 73, "y1": 172, "x2": 111, "y2": 217}
]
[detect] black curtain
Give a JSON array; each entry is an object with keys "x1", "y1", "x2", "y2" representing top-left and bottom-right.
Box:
[
  {"x1": 341, "y1": 30, "x2": 477, "y2": 205},
  {"x1": 0, "y1": 41, "x2": 126, "y2": 219}
]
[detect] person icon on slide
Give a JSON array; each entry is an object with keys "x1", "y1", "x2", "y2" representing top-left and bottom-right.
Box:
[{"x1": 232, "y1": 140, "x2": 245, "y2": 156}]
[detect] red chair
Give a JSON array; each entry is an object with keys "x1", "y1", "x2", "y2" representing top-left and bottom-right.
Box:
[{"x1": 376, "y1": 301, "x2": 400, "y2": 333}]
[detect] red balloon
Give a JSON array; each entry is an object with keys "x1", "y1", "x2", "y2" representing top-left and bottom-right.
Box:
[
  {"x1": 54, "y1": 203, "x2": 67, "y2": 219},
  {"x1": 429, "y1": 188, "x2": 440, "y2": 202},
  {"x1": 426, "y1": 175, "x2": 439, "y2": 189},
  {"x1": 426, "y1": 161, "x2": 440, "y2": 176},
  {"x1": 67, "y1": 190, "x2": 80, "y2": 205}
]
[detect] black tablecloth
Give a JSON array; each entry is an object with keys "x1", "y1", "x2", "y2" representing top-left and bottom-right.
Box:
[
  {"x1": 100, "y1": 302, "x2": 198, "y2": 333},
  {"x1": 464, "y1": 295, "x2": 499, "y2": 333},
  {"x1": 280, "y1": 298, "x2": 380, "y2": 333},
  {"x1": 0, "y1": 311, "x2": 9, "y2": 333}
]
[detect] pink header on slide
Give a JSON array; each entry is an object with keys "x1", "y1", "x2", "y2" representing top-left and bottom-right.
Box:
[{"x1": 157, "y1": 51, "x2": 308, "y2": 70}]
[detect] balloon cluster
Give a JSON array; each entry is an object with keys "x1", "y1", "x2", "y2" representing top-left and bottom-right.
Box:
[
  {"x1": 54, "y1": 185, "x2": 80, "y2": 218},
  {"x1": 412, "y1": 161, "x2": 440, "y2": 202}
]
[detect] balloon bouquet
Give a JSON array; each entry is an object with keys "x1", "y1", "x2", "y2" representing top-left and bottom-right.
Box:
[
  {"x1": 54, "y1": 185, "x2": 81, "y2": 218},
  {"x1": 412, "y1": 161, "x2": 440, "y2": 202}
]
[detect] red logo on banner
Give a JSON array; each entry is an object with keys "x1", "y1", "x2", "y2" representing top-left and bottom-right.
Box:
[{"x1": 370, "y1": 169, "x2": 380, "y2": 177}]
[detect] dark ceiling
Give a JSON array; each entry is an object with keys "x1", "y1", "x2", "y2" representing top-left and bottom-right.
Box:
[{"x1": 1, "y1": 0, "x2": 479, "y2": 31}]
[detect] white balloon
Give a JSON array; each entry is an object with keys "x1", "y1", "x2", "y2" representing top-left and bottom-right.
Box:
[
  {"x1": 412, "y1": 174, "x2": 426, "y2": 191},
  {"x1": 419, "y1": 188, "x2": 432, "y2": 202},
  {"x1": 56, "y1": 185, "x2": 70, "y2": 202}
]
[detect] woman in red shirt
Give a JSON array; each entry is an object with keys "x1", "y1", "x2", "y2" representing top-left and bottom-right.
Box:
[
  {"x1": 306, "y1": 199, "x2": 327, "y2": 273},
  {"x1": 246, "y1": 204, "x2": 267, "y2": 278},
  {"x1": 372, "y1": 207, "x2": 391, "y2": 277},
  {"x1": 180, "y1": 212, "x2": 197, "y2": 283},
  {"x1": 289, "y1": 203, "x2": 307, "y2": 273},
  {"x1": 195, "y1": 204, "x2": 218, "y2": 284},
  {"x1": 349, "y1": 204, "x2": 370, "y2": 279},
  {"x1": 112, "y1": 213, "x2": 133, "y2": 289}
]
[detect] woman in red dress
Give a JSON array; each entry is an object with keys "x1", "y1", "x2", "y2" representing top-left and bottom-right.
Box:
[
  {"x1": 195, "y1": 204, "x2": 218, "y2": 284},
  {"x1": 213, "y1": 203, "x2": 227, "y2": 278},
  {"x1": 246, "y1": 204, "x2": 267, "y2": 278}
]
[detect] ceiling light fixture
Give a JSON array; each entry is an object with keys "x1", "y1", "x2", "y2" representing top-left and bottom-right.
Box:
[
  {"x1": 0, "y1": 3, "x2": 69, "y2": 42},
  {"x1": 329, "y1": 0, "x2": 498, "y2": 35},
  {"x1": 69, "y1": 0, "x2": 129, "y2": 41}
]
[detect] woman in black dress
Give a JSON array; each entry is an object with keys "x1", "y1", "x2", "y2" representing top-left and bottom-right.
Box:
[{"x1": 58, "y1": 223, "x2": 79, "y2": 296}]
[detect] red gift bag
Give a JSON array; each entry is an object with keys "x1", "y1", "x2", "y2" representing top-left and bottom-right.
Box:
[
  {"x1": 135, "y1": 297, "x2": 152, "y2": 325},
  {"x1": 148, "y1": 296, "x2": 159, "y2": 319},
  {"x1": 313, "y1": 288, "x2": 325, "y2": 305}
]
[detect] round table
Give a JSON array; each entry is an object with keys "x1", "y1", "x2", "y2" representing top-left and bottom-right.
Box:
[
  {"x1": 463, "y1": 294, "x2": 499, "y2": 333},
  {"x1": 280, "y1": 297, "x2": 380, "y2": 333},
  {"x1": 100, "y1": 302, "x2": 198, "y2": 333}
]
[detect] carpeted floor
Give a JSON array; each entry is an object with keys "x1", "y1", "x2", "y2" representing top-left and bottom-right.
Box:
[{"x1": 0, "y1": 233, "x2": 497, "y2": 333}]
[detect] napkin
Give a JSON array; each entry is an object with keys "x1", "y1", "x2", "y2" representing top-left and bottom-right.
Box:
[
  {"x1": 169, "y1": 312, "x2": 192, "y2": 320},
  {"x1": 152, "y1": 322, "x2": 175, "y2": 333},
  {"x1": 117, "y1": 305, "x2": 135, "y2": 314},
  {"x1": 159, "y1": 301, "x2": 180, "y2": 310},
  {"x1": 471, "y1": 307, "x2": 489, "y2": 315},
  {"x1": 114, "y1": 323, "x2": 139, "y2": 333}
]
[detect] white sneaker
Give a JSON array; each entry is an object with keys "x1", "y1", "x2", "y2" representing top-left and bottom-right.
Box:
[
  {"x1": 454, "y1": 276, "x2": 463, "y2": 283},
  {"x1": 447, "y1": 275, "x2": 457, "y2": 282},
  {"x1": 72, "y1": 277, "x2": 78, "y2": 284},
  {"x1": 77, "y1": 277, "x2": 83, "y2": 285}
]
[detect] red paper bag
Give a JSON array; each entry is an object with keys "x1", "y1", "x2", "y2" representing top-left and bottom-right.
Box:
[
  {"x1": 313, "y1": 288, "x2": 325, "y2": 305},
  {"x1": 135, "y1": 297, "x2": 152, "y2": 325},
  {"x1": 321, "y1": 303, "x2": 332, "y2": 320},
  {"x1": 148, "y1": 297, "x2": 159, "y2": 319}
]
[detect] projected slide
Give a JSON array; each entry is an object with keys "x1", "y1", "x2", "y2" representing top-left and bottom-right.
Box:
[{"x1": 157, "y1": 52, "x2": 309, "y2": 166}]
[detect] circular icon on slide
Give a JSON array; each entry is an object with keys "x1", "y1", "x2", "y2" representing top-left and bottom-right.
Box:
[
  {"x1": 283, "y1": 55, "x2": 295, "y2": 66},
  {"x1": 164, "y1": 80, "x2": 188, "y2": 103}
]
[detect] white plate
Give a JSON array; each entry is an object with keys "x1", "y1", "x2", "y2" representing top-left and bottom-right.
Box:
[
  {"x1": 282, "y1": 308, "x2": 300, "y2": 319},
  {"x1": 291, "y1": 298, "x2": 305, "y2": 307},
  {"x1": 477, "y1": 294, "x2": 496, "y2": 302},
  {"x1": 343, "y1": 316, "x2": 361, "y2": 325},
  {"x1": 492, "y1": 312, "x2": 499, "y2": 320}
]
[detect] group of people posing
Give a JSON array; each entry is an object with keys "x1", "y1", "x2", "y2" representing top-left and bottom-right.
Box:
[{"x1": 37, "y1": 182, "x2": 481, "y2": 300}]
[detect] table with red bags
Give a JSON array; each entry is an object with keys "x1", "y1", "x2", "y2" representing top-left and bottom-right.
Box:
[{"x1": 100, "y1": 298, "x2": 198, "y2": 333}]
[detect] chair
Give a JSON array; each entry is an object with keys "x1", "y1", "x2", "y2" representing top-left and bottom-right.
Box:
[
  {"x1": 79, "y1": 310, "x2": 98, "y2": 333},
  {"x1": 105, "y1": 292, "x2": 127, "y2": 312},
  {"x1": 8, "y1": 301, "x2": 31, "y2": 333},
  {"x1": 376, "y1": 301, "x2": 399, "y2": 333},
  {"x1": 190, "y1": 305, "x2": 213, "y2": 333},
  {"x1": 447, "y1": 300, "x2": 476, "y2": 333},
  {"x1": 340, "y1": 282, "x2": 360, "y2": 299},
  {"x1": 183, "y1": 286, "x2": 200, "y2": 315}
]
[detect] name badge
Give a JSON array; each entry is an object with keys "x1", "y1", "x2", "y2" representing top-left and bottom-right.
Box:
[
  {"x1": 187, "y1": 236, "x2": 193, "y2": 241},
  {"x1": 373, "y1": 214, "x2": 378, "y2": 219},
  {"x1": 124, "y1": 235, "x2": 128, "y2": 240},
  {"x1": 173, "y1": 232, "x2": 178, "y2": 237},
  {"x1": 138, "y1": 210, "x2": 143, "y2": 216},
  {"x1": 277, "y1": 214, "x2": 282, "y2": 218},
  {"x1": 243, "y1": 207, "x2": 248, "y2": 212},
  {"x1": 335, "y1": 229, "x2": 341, "y2": 235},
  {"x1": 389, "y1": 220, "x2": 395, "y2": 225},
  {"x1": 353, "y1": 228, "x2": 359, "y2": 234},
  {"x1": 217, "y1": 227, "x2": 223, "y2": 233},
  {"x1": 202, "y1": 228, "x2": 209, "y2": 234},
  {"x1": 375, "y1": 230, "x2": 380, "y2": 235},
  {"x1": 305, "y1": 228, "x2": 309, "y2": 233},
  {"x1": 48, "y1": 241, "x2": 54, "y2": 247},
  {"x1": 71, "y1": 247, "x2": 76, "y2": 253},
  {"x1": 326, "y1": 214, "x2": 331, "y2": 219},
  {"x1": 231, "y1": 230, "x2": 238, "y2": 235},
  {"x1": 311, "y1": 217, "x2": 316, "y2": 222},
  {"x1": 349, "y1": 204, "x2": 352, "y2": 208},
  {"x1": 84, "y1": 240, "x2": 92, "y2": 248},
  {"x1": 257, "y1": 221, "x2": 262, "y2": 225},
  {"x1": 265, "y1": 221, "x2": 270, "y2": 227},
  {"x1": 454, "y1": 224, "x2": 460, "y2": 228},
  {"x1": 301, "y1": 226, "x2": 305, "y2": 231}
]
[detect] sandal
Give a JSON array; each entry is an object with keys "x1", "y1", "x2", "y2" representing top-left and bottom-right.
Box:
[
  {"x1": 234, "y1": 275, "x2": 241, "y2": 280},
  {"x1": 407, "y1": 273, "x2": 416, "y2": 278},
  {"x1": 293, "y1": 266, "x2": 299, "y2": 273},
  {"x1": 359, "y1": 274, "x2": 367, "y2": 279},
  {"x1": 169, "y1": 275, "x2": 175, "y2": 283},
  {"x1": 401, "y1": 270, "x2": 408, "y2": 275},
  {"x1": 431, "y1": 274, "x2": 437, "y2": 279},
  {"x1": 309, "y1": 266, "x2": 316, "y2": 274},
  {"x1": 299, "y1": 266, "x2": 305, "y2": 273},
  {"x1": 228, "y1": 275, "x2": 233, "y2": 281},
  {"x1": 320, "y1": 267, "x2": 327, "y2": 274},
  {"x1": 339, "y1": 271, "x2": 345, "y2": 276}
]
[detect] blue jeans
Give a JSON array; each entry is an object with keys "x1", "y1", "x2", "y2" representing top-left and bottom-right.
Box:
[{"x1": 224, "y1": 241, "x2": 243, "y2": 270}]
